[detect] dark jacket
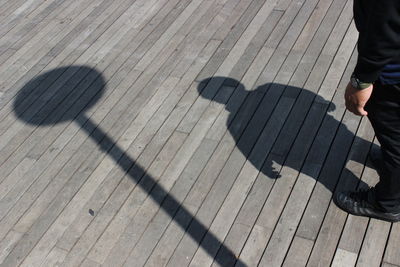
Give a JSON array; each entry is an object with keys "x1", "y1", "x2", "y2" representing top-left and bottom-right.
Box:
[{"x1": 353, "y1": 0, "x2": 400, "y2": 84}]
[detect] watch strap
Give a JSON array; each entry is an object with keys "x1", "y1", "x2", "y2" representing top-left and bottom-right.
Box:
[{"x1": 351, "y1": 74, "x2": 373, "y2": 90}]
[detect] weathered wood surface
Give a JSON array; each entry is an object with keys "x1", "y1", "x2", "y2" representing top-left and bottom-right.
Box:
[{"x1": 0, "y1": 0, "x2": 398, "y2": 266}]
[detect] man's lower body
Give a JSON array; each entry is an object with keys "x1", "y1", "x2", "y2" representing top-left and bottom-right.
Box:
[
  {"x1": 335, "y1": 81, "x2": 400, "y2": 221},
  {"x1": 366, "y1": 81, "x2": 400, "y2": 212}
]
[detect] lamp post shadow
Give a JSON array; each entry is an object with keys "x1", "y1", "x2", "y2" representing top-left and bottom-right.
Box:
[{"x1": 12, "y1": 66, "x2": 246, "y2": 267}]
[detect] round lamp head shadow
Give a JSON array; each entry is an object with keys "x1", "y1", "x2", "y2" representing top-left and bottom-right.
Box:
[{"x1": 14, "y1": 66, "x2": 105, "y2": 126}]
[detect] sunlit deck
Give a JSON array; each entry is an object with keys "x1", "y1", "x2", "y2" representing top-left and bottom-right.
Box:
[{"x1": 0, "y1": 0, "x2": 399, "y2": 266}]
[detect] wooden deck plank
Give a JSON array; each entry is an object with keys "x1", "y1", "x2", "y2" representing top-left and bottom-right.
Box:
[
  {"x1": 193, "y1": 97, "x2": 294, "y2": 267},
  {"x1": 383, "y1": 263, "x2": 400, "y2": 267},
  {"x1": 101, "y1": 85, "x2": 234, "y2": 267},
  {"x1": 0, "y1": 0, "x2": 202, "y2": 264},
  {"x1": 332, "y1": 248, "x2": 359, "y2": 267},
  {"x1": 2, "y1": 0, "x2": 106, "y2": 151},
  {"x1": 62, "y1": 2, "x2": 223, "y2": 266},
  {"x1": 145, "y1": 137, "x2": 235, "y2": 267},
  {"x1": 282, "y1": 236, "x2": 314, "y2": 267},
  {"x1": 0, "y1": 0, "x2": 72, "y2": 53},
  {"x1": 283, "y1": 42, "x2": 358, "y2": 267},
  {"x1": 0, "y1": 0, "x2": 129, "y2": 115},
  {"x1": 0, "y1": 0, "x2": 146, "y2": 139},
  {"x1": 211, "y1": 0, "x2": 346, "y2": 264},
  {"x1": 80, "y1": 258, "x2": 101, "y2": 267},
  {"x1": 0, "y1": 0, "x2": 179, "y2": 239},
  {"x1": 2, "y1": 0, "x2": 134, "y2": 184},
  {"x1": 135, "y1": 7, "x2": 282, "y2": 264},
  {"x1": 282, "y1": 8, "x2": 357, "y2": 245},
  {"x1": 87, "y1": 77, "x2": 206, "y2": 264},
  {"x1": 0, "y1": 69, "x2": 140, "y2": 240},
  {"x1": 0, "y1": 0, "x2": 397, "y2": 266},
  {"x1": 114, "y1": 3, "x2": 253, "y2": 265},
  {"x1": 234, "y1": 1, "x2": 353, "y2": 267},
  {"x1": 195, "y1": 0, "x2": 268, "y2": 82},
  {"x1": 300, "y1": 53, "x2": 374, "y2": 267},
  {"x1": 356, "y1": 220, "x2": 391, "y2": 267},
  {"x1": 78, "y1": 3, "x2": 239, "y2": 267},
  {"x1": 303, "y1": 120, "x2": 373, "y2": 267},
  {"x1": 53, "y1": 1, "x2": 193, "y2": 251},
  {"x1": 174, "y1": 0, "x2": 334, "y2": 264},
  {"x1": 0, "y1": 0, "x2": 47, "y2": 34},
  {"x1": 0, "y1": 0, "x2": 26, "y2": 17},
  {"x1": 167, "y1": 0, "x2": 316, "y2": 264},
  {"x1": 97, "y1": 0, "x2": 282, "y2": 266},
  {"x1": 0, "y1": 230, "x2": 22, "y2": 264},
  {"x1": 53, "y1": 75, "x2": 181, "y2": 253},
  {"x1": 0, "y1": 0, "x2": 91, "y2": 76},
  {"x1": 0, "y1": 0, "x2": 125, "y2": 120},
  {"x1": 40, "y1": 247, "x2": 68, "y2": 267},
  {"x1": 14, "y1": 4, "x2": 212, "y2": 263},
  {"x1": 60, "y1": 130, "x2": 188, "y2": 267},
  {"x1": 178, "y1": 0, "x2": 278, "y2": 134},
  {"x1": 383, "y1": 223, "x2": 400, "y2": 266},
  {"x1": 331, "y1": 141, "x2": 375, "y2": 264},
  {"x1": 0, "y1": 0, "x2": 149, "y2": 213},
  {"x1": 175, "y1": 13, "x2": 279, "y2": 267},
  {"x1": 122, "y1": 138, "x2": 219, "y2": 267},
  {"x1": 0, "y1": 1, "x2": 146, "y2": 116}
]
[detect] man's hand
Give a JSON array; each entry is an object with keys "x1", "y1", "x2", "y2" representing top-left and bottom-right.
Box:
[{"x1": 344, "y1": 82, "x2": 373, "y2": 116}]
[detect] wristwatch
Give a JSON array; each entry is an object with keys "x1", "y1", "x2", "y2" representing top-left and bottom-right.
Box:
[{"x1": 350, "y1": 73, "x2": 373, "y2": 90}]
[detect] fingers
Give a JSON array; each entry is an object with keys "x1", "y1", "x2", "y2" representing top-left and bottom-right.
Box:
[
  {"x1": 355, "y1": 106, "x2": 368, "y2": 116},
  {"x1": 345, "y1": 98, "x2": 368, "y2": 116}
]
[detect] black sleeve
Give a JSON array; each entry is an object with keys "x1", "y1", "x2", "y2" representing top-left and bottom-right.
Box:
[{"x1": 354, "y1": 0, "x2": 400, "y2": 83}]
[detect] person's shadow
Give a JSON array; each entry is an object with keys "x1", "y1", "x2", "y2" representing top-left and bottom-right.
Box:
[
  {"x1": 196, "y1": 76, "x2": 378, "y2": 265},
  {"x1": 197, "y1": 76, "x2": 373, "y2": 198}
]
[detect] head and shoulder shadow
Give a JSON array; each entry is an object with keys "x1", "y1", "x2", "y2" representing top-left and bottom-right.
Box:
[{"x1": 197, "y1": 76, "x2": 373, "y2": 192}]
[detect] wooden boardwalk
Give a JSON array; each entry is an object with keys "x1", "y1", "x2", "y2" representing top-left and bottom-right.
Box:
[{"x1": 0, "y1": 0, "x2": 399, "y2": 266}]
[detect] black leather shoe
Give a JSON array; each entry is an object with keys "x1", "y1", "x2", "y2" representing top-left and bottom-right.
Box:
[{"x1": 335, "y1": 187, "x2": 400, "y2": 222}]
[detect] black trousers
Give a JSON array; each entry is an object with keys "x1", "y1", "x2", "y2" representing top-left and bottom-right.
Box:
[{"x1": 366, "y1": 81, "x2": 400, "y2": 212}]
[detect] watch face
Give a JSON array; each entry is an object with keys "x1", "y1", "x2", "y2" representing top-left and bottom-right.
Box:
[{"x1": 351, "y1": 77, "x2": 359, "y2": 88}]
